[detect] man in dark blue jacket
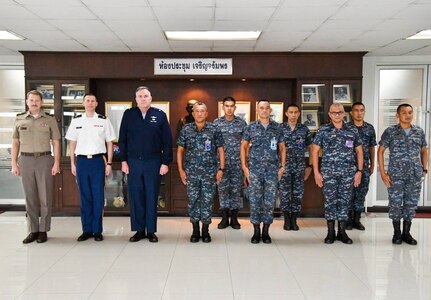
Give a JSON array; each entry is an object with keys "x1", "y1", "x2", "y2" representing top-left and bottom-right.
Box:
[{"x1": 119, "y1": 86, "x2": 173, "y2": 243}]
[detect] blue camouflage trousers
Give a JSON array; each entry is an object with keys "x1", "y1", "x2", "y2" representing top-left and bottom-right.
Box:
[
  {"x1": 351, "y1": 170, "x2": 370, "y2": 211},
  {"x1": 249, "y1": 163, "x2": 278, "y2": 225},
  {"x1": 279, "y1": 169, "x2": 305, "y2": 213},
  {"x1": 187, "y1": 174, "x2": 216, "y2": 224},
  {"x1": 218, "y1": 163, "x2": 243, "y2": 210},
  {"x1": 322, "y1": 170, "x2": 355, "y2": 220},
  {"x1": 388, "y1": 174, "x2": 422, "y2": 222}
]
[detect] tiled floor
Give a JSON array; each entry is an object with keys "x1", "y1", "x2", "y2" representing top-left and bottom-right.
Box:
[{"x1": 0, "y1": 212, "x2": 430, "y2": 300}]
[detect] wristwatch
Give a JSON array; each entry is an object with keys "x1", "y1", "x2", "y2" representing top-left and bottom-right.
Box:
[
  {"x1": 423, "y1": 169, "x2": 428, "y2": 174},
  {"x1": 218, "y1": 168, "x2": 224, "y2": 172},
  {"x1": 357, "y1": 169, "x2": 363, "y2": 173},
  {"x1": 107, "y1": 162, "x2": 112, "y2": 166},
  {"x1": 279, "y1": 165, "x2": 285, "y2": 169}
]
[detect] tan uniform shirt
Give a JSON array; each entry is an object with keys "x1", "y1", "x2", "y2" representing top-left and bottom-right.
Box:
[{"x1": 12, "y1": 111, "x2": 61, "y2": 153}]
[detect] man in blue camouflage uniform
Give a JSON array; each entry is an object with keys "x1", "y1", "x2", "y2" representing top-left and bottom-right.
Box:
[
  {"x1": 241, "y1": 99, "x2": 286, "y2": 244},
  {"x1": 378, "y1": 103, "x2": 428, "y2": 245},
  {"x1": 279, "y1": 104, "x2": 313, "y2": 231},
  {"x1": 214, "y1": 97, "x2": 247, "y2": 230},
  {"x1": 177, "y1": 102, "x2": 225, "y2": 243},
  {"x1": 347, "y1": 102, "x2": 377, "y2": 231},
  {"x1": 311, "y1": 103, "x2": 363, "y2": 244}
]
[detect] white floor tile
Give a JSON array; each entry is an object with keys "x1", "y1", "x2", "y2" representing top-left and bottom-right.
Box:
[{"x1": 0, "y1": 213, "x2": 430, "y2": 300}]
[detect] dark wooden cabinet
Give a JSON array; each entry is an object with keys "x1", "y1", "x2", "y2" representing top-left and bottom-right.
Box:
[{"x1": 21, "y1": 51, "x2": 365, "y2": 217}]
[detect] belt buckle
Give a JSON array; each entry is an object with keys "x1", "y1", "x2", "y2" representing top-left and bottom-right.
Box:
[
  {"x1": 34, "y1": 152, "x2": 41, "y2": 157},
  {"x1": 87, "y1": 155, "x2": 93, "y2": 159}
]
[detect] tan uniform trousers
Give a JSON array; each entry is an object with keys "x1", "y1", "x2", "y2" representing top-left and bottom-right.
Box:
[{"x1": 19, "y1": 155, "x2": 54, "y2": 233}]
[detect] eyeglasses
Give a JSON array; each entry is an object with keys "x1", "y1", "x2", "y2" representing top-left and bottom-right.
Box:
[{"x1": 329, "y1": 111, "x2": 344, "y2": 116}]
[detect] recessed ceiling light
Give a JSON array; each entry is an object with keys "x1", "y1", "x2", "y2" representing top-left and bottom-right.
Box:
[
  {"x1": 189, "y1": 78, "x2": 195, "y2": 82},
  {"x1": 406, "y1": 29, "x2": 431, "y2": 40},
  {"x1": 165, "y1": 31, "x2": 261, "y2": 41},
  {"x1": 0, "y1": 31, "x2": 24, "y2": 40}
]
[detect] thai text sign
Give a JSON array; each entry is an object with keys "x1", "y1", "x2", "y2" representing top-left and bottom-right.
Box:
[{"x1": 154, "y1": 58, "x2": 232, "y2": 75}]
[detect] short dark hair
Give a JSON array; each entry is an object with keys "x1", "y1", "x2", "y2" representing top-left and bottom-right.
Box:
[
  {"x1": 135, "y1": 86, "x2": 150, "y2": 94},
  {"x1": 222, "y1": 96, "x2": 236, "y2": 105},
  {"x1": 83, "y1": 93, "x2": 97, "y2": 101},
  {"x1": 351, "y1": 102, "x2": 364, "y2": 110},
  {"x1": 286, "y1": 103, "x2": 299, "y2": 111},
  {"x1": 257, "y1": 99, "x2": 270, "y2": 104},
  {"x1": 26, "y1": 90, "x2": 43, "y2": 100},
  {"x1": 397, "y1": 103, "x2": 413, "y2": 113}
]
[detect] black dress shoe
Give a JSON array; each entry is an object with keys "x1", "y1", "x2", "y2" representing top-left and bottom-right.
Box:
[
  {"x1": 129, "y1": 231, "x2": 146, "y2": 242},
  {"x1": 36, "y1": 232, "x2": 47, "y2": 243},
  {"x1": 147, "y1": 233, "x2": 158, "y2": 243},
  {"x1": 94, "y1": 233, "x2": 104, "y2": 241},
  {"x1": 77, "y1": 232, "x2": 93, "y2": 242},
  {"x1": 23, "y1": 232, "x2": 39, "y2": 244}
]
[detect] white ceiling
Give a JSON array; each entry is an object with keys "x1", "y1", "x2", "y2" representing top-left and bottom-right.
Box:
[{"x1": 1, "y1": 0, "x2": 431, "y2": 58}]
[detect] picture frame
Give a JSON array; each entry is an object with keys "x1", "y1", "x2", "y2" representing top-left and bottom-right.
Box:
[
  {"x1": 302, "y1": 110, "x2": 319, "y2": 131},
  {"x1": 343, "y1": 113, "x2": 351, "y2": 123},
  {"x1": 218, "y1": 101, "x2": 251, "y2": 123},
  {"x1": 255, "y1": 101, "x2": 284, "y2": 123},
  {"x1": 36, "y1": 85, "x2": 54, "y2": 100},
  {"x1": 151, "y1": 101, "x2": 170, "y2": 122},
  {"x1": 333, "y1": 84, "x2": 351, "y2": 103},
  {"x1": 105, "y1": 101, "x2": 132, "y2": 141},
  {"x1": 301, "y1": 85, "x2": 320, "y2": 104}
]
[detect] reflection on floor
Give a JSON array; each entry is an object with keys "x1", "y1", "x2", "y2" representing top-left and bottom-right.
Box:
[{"x1": 0, "y1": 212, "x2": 430, "y2": 300}]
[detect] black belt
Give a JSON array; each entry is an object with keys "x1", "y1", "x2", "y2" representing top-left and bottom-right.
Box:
[
  {"x1": 20, "y1": 151, "x2": 51, "y2": 157},
  {"x1": 77, "y1": 153, "x2": 104, "y2": 159}
]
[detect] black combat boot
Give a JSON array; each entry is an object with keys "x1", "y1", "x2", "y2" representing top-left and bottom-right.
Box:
[
  {"x1": 251, "y1": 224, "x2": 261, "y2": 244},
  {"x1": 283, "y1": 211, "x2": 292, "y2": 231},
  {"x1": 261, "y1": 224, "x2": 272, "y2": 244},
  {"x1": 230, "y1": 209, "x2": 241, "y2": 229},
  {"x1": 346, "y1": 210, "x2": 353, "y2": 230},
  {"x1": 353, "y1": 210, "x2": 365, "y2": 230},
  {"x1": 190, "y1": 221, "x2": 200, "y2": 243},
  {"x1": 401, "y1": 220, "x2": 417, "y2": 245},
  {"x1": 217, "y1": 208, "x2": 230, "y2": 229},
  {"x1": 336, "y1": 221, "x2": 353, "y2": 244},
  {"x1": 392, "y1": 220, "x2": 402, "y2": 245},
  {"x1": 202, "y1": 223, "x2": 211, "y2": 243},
  {"x1": 290, "y1": 212, "x2": 300, "y2": 231},
  {"x1": 324, "y1": 220, "x2": 336, "y2": 244}
]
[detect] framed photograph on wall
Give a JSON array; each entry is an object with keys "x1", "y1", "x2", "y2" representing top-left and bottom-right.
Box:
[
  {"x1": 301, "y1": 85, "x2": 320, "y2": 104},
  {"x1": 302, "y1": 110, "x2": 319, "y2": 131},
  {"x1": 218, "y1": 101, "x2": 251, "y2": 123},
  {"x1": 343, "y1": 113, "x2": 351, "y2": 123},
  {"x1": 151, "y1": 101, "x2": 170, "y2": 122},
  {"x1": 333, "y1": 84, "x2": 351, "y2": 103},
  {"x1": 36, "y1": 85, "x2": 54, "y2": 100},
  {"x1": 105, "y1": 101, "x2": 132, "y2": 141}
]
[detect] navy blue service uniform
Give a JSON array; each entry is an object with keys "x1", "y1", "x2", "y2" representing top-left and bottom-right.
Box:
[
  {"x1": 379, "y1": 125, "x2": 427, "y2": 222},
  {"x1": 66, "y1": 113, "x2": 116, "y2": 236},
  {"x1": 177, "y1": 122, "x2": 224, "y2": 224},
  {"x1": 313, "y1": 122, "x2": 362, "y2": 221},
  {"x1": 279, "y1": 123, "x2": 312, "y2": 214},
  {"x1": 119, "y1": 107, "x2": 173, "y2": 235}
]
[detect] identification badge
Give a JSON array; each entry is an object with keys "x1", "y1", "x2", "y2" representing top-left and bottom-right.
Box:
[
  {"x1": 270, "y1": 137, "x2": 277, "y2": 150},
  {"x1": 296, "y1": 137, "x2": 305, "y2": 148},
  {"x1": 345, "y1": 140, "x2": 354, "y2": 148},
  {"x1": 205, "y1": 139, "x2": 211, "y2": 151}
]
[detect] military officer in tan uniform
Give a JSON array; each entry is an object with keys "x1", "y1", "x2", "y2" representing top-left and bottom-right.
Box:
[{"x1": 11, "y1": 90, "x2": 61, "y2": 244}]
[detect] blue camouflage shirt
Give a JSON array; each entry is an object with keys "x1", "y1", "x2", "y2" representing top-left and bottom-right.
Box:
[
  {"x1": 242, "y1": 120, "x2": 283, "y2": 166},
  {"x1": 213, "y1": 116, "x2": 246, "y2": 165},
  {"x1": 379, "y1": 124, "x2": 427, "y2": 178},
  {"x1": 352, "y1": 121, "x2": 377, "y2": 168},
  {"x1": 313, "y1": 122, "x2": 362, "y2": 173},
  {"x1": 177, "y1": 122, "x2": 224, "y2": 175},
  {"x1": 281, "y1": 122, "x2": 313, "y2": 170}
]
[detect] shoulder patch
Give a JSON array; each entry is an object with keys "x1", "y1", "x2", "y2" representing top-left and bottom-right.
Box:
[
  {"x1": 73, "y1": 114, "x2": 82, "y2": 119},
  {"x1": 98, "y1": 114, "x2": 107, "y2": 119}
]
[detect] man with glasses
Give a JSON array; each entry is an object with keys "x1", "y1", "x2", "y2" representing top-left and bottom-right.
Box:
[
  {"x1": 311, "y1": 103, "x2": 363, "y2": 244},
  {"x1": 119, "y1": 86, "x2": 173, "y2": 243},
  {"x1": 347, "y1": 102, "x2": 377, "y2": 231},
  {"x1": 378, "y1": 103, "x2": 428, "y2": 245}
]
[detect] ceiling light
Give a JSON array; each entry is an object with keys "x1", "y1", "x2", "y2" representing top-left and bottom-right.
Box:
[
  {"x1": 406, "y1": 29, "x2": 431, "y2": 40},
  {"x1": 0, "y1": 31, "x2": 24, "y2": 40},
  {"x1": 165, "y1": 31, "x2": 261, "y2": 41}
]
